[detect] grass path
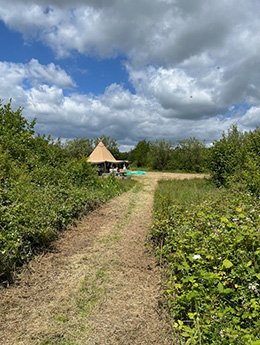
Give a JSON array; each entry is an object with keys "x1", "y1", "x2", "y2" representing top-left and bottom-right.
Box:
[{"x1": 0, "y1": 172, "x2": 205, "y2": 345}]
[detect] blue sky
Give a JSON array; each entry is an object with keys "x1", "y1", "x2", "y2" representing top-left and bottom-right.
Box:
[
  {"x1": 0, "y1": 0, "x2": 259, "y2": 150},
  {"x1": 0, "y1": 20, "x2": 133, "y2": 95}
]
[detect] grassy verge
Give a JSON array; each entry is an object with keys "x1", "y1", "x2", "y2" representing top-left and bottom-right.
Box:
[{"x1": 151, "y1": 178, "x2": 260, "y2": 344}]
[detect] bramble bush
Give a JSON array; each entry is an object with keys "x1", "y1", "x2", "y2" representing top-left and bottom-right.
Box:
[
  {"x1": 151, "y1": 179, "x2": 260, "y2": 344},
  {"x1": 208, "y1": 125, "x2": 260, "y2": 194},
  {"x1": 149, "y1": 125, "x2": 260, "y2": 343},
  {"x1": 0, "y1": 101, "x2": 134, "y2": 283}
]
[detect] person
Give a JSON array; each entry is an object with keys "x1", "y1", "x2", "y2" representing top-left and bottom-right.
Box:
[{"x1": 97, "y1": 166, "x2": 102, "y2": 176}]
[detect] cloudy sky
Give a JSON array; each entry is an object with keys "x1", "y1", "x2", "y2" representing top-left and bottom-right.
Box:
[{"x1": 0, "y1": 0, "x2": 259, "y2": 150}]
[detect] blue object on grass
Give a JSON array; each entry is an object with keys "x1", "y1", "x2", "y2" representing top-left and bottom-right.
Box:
[{"x1": 125, "y1": 170, "x2": 146, "y2": 175}]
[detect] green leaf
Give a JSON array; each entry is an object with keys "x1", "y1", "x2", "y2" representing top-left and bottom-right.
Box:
[
  {"x1": 217, "y1": 282, "x2": 224, "y2": 293},
  {"x1": 223, "y1": 259, "x2": 233, "y2": 269},
  {"x1": 236, "y1": 234, "x2": 244, "y2": 242},
  {"x1": 221, "y1": 216, "x2": 229, "y2": 223}
]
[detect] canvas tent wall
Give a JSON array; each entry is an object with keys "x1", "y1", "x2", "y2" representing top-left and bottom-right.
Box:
[
  {"x1": 88, "y1": 141, "x2": 117, "y2": 164},
  {"x1": 88, "y1": 141, "x2": 128, "y2": 173}
]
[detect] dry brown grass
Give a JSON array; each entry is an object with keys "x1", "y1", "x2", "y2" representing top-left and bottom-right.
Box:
[{"x1": 0, "y1": 172, "x2": 205, "y2": 345}]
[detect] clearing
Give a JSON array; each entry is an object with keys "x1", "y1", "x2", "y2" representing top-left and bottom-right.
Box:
[{"x1": 0, "y1": 172, "x2": 205, "y2": 345}]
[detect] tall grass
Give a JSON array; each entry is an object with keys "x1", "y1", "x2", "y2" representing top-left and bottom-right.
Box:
[{"x1": 154, "y1": 178, "x2": 217, "y2": 214}]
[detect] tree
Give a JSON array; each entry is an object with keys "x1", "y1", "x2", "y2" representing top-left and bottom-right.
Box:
[
  {"x1": 64, "y1": 137, "x2": 94, "y2": 159},
  {"x1": 208, "y1": 124, "x2": 246, "y2": 186},
  {"x1": 0, "y1": 99, "x2": 36, "y2": 163},
  {"x1": 149, "y1": 139, "x2": 173, "y2": 170},
  {"x1": 129, "y1": 139, "x2": 150, "y2": 167},
  {"x1": 175, "y1": 137, "x2": 207, "y2": 172}
]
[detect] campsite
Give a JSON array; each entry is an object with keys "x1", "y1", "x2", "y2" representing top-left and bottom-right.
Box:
[
  {"x1": 1, "y1": 103, "x2": 260, "y2": 344},
  {"x1": 1, "y1": 1, "x2": 260, "y2": 343},
  {"x1": 0, "y1": 103, "x2": 260, "y2": 345}
]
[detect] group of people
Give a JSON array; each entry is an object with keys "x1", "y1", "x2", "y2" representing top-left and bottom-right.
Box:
[
  {"x1": 97, "y1": 164, "x2": 127, "y2": 176},
  {"x1": 109, "y1": 164, "x2": 126, "y2": 175},
  {"x1": 109, "y1": 166, "x2": 118, "y2": 174}
]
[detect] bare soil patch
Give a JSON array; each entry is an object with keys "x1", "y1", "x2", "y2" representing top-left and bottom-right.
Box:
[{"x1": 0, "y1": 172, "x2": 205, "y2": 345}]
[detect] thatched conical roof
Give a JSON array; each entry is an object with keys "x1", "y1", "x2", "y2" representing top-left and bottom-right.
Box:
[{"x1": 88, "y1": 141, "x2": 117, "y2": 163}]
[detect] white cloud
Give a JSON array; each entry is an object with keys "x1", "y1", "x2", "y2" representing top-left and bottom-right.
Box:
[
  {"x1": 0, "y1": 58, "x2": 239, "y2": 145},
  {"x1": 27, "y1": 59, "x2": 76, "y2": 88},
  {"x1": 0, "y1": 1, "x2": 260, "y2": 146},
  {"x1": 240, "y1": 106, "x2": 260, "y2": 129},
  {"x1": 127, "y1": 65, "x2": 224, "y2": 119},
  {"x1": 0, "y1": 59, "x2": 75, "y2": 90}
]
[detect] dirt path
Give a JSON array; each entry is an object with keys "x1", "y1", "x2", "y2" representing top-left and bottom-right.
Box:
[{"x1": 0, "y1": 172, "x2": 205, "y2": 345}]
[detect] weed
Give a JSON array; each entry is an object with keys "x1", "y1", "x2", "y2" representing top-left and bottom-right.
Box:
[{"x1": 152, "y1": 178, "x2": 260, "y2": 344}]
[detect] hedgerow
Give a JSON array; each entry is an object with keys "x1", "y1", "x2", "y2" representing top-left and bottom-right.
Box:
[
  {"x1": 0, "y1": 101, "x2": 134, "y2": 283},
  {"x1": 151, "y1": 179, "x2": 260, "y2": 344}
]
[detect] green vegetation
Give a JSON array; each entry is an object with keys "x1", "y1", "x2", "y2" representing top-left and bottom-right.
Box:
[
  {"x1": 208, "y1": 124, "x2": 260, "y2": 196},
  {"x1": 0, "y1": 101, "x2": 134, "y2": 283},
  {"x1": 152, "y1": 179, "x2": 260, "y2": 344},
  {"x1": 151, "y1": 125, "x2": 260, "y2": 344},
  {"x1": 129, "y1": 137, "x2": 207, "y2": 173}
]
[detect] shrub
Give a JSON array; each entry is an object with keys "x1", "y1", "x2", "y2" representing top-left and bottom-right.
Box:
[
  {"x1": 0, "y1": 101, "x2": 134, "y2": 283},
  {"x1": 151, "y1": 179, "x2": 260, "y2": 344}
]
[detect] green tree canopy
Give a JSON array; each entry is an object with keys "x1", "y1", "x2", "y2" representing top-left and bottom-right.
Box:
[
  {"x1": 64, "y1": 137, "x2": 94, "y2": 158},
  {"x1": 175, "y1": 137, "x2": 207, "y2": 172},
  {"x1": 129, "y1": 139, "x2": 150, "y2": 167}
]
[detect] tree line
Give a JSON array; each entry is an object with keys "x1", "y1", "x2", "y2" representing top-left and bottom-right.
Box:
[
  {"x1": 64, "y1": 136, "x2": 208, "y2": 173},
  {"x1": 65, "y1": 124, "x2": 260, "y2": 185}
]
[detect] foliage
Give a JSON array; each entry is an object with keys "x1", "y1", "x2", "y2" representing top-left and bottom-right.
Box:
[
  {"x1": 129, "y1": 139, "x2": 150, "y2": 167},
  {"x1": 151, "y1": 179, "x2": 260, "y2": 344},
  {"x1": 129, "y1": 138, "x2": 208, "y2": 173},
  {"x1": 149, "y1": 139, "x2": 173, "y2": 170},
  {"x1": 208, "y1": 125, "x2": 260, "y2": 198},
  {"x1": 0, "y1": 101, "x2": 133, "y2": 283},
  {"x1": 173, "y1": 138, "x2": 207, "y2": 173},
  {"x1": 207, "y1": 124, "x2": 246, "y2": 186},
  {"x1": 64, "y1": 137, "x2": 94, "y2": 159}
]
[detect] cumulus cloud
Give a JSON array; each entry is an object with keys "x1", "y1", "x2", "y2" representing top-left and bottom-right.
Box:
[
  {"x1": 0, "y1": 0, "x2": 258, "y2": 65},
  {"x1": 0, "y1": 58, "x2": 240, "y2": 146},
  {"x1": 0, "y1": 59, "x2": 75, "y2": 90},
  {"x1": 127, "y1": 65, "x2": 226, "y2": 119},
  {"x1": 0, "y1": 0, "x2": 260, "y2": 146},
  {"x1": 240, "y1": 106, "x2": 260, "y2": 129}
]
